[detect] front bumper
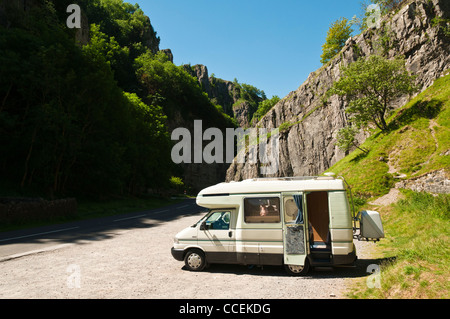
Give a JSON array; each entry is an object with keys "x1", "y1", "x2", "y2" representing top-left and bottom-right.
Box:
[{"x1": 171, "y1": 247, "x2": 185, "y2": 261}]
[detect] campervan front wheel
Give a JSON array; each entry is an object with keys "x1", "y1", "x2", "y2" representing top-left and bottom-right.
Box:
[
  {"x1": 284, "y1": 260, "x2": 310, "y2": 276},
  {"x1": 184, "y1": 249, "x2": 206, "y2": 271}
]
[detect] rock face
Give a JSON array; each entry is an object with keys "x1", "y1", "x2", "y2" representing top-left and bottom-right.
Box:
[
  {"x1": 168, "y1": 114, "x2": 231, "y2": 194},
  {"x1": 75, "y1": 7, "x2": 90, "y2": 46},
  {"x1": 182, "y1": 64, "x2": 258, "y2": 127},
  {"x1": 232, "y1": 101, "x2": 253, "y2": 128},
  {"x1": 226, "y1": 0, "x2": 450, "y2": 182},
  {"x1": 182, "y1": 64, "x2": 238, "y2": 114},
  {"x1": 160, "y1": 49, "x2": 173, "y2": 63}
]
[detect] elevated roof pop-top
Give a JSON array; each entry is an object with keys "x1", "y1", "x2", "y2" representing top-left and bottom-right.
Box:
[{"x1": 198, "y1": 175, "x2": 346, "y2": 197}]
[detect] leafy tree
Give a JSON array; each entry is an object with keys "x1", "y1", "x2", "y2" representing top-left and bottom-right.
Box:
[
  {"x1": 320, "y1": 17, "x2": 354, "y2": 65},
  {"x1": 122, "y1": 92, "x2": 171, "y2": 194},
  {"x1": 83, "y1": 24, "x2": 134, "y2": 89},
  {"x1": 135, "y1": 51, "x2": 236, "y2": 129},
  {"x1": 1, "y1": 0, "x2": 242, "y2": 199},
  {"x1": 0, "y1": 0, "x2": 172, "y2": 198},
  {"x1": 331, "y1": 55, "x2": 418, "y2": 131},
  {"x1": 239, "y1": 83, "x2": 266, "y2": 103},
  {"x1": 232, "y1": 80, "x2": 267, "y2": 121},
  {"x1": 252, "y1": 95, "x2": 280, "y2": 123},
  {"x1": 336, "y1": 125, "x2": 369, "y2": 154},
  {"x1": 81, "y1": 0, "x2": 160, "y2": 55}
]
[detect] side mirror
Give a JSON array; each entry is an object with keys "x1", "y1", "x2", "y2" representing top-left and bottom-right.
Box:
[{"x1": 200, "y1": 221, "x2": 208, "y2": 230}]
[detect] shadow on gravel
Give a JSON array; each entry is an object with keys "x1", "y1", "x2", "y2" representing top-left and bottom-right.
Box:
[
  {"x1": 0, "y1": 199, "x2": 207, "y2": 248},
  {"x1": 181, "y1": 256, "x2": 396, "y2": 279}
]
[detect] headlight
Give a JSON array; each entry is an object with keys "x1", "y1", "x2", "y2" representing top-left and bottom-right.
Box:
[{"x1": 173, "y1": 237, "x2": 179, "y2": 244}]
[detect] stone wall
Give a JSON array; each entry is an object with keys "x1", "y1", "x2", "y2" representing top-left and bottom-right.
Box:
[
  {"x1": 395, "y1": 169, "x2": 450, "y2": 194},
  {"x1": 0, "y1": 198, "x2": 78, "y2": 224}
]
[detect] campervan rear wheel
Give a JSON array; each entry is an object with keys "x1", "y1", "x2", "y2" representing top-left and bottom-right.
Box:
[
  {"x1": 284, "y1": 260, "x2": 310, "y2": 276},
  {"x1": 184, "y1": 249, "x2": 206, "y2": 271}
]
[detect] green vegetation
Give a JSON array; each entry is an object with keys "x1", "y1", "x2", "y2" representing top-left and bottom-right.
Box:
[
  {"x1": 372, "y1": 0, "x2": 406, "y2": 14},
  {"x1": 0, "y1": 0, "x2": 236, "y2": 200},
  {"x1": 355, "y1": 0, "x2": 406, "y2": 32},
  {"x1": 349, "y1": 191, "x2": 449, "y2": 299},
  {"x1": 232, "y1": 81, "x2": 266, "y2": 110},
  {"x1": 332, "y1": 55, "x2": 418, "y2": 132},
  {"x1": 328, "y1": 71, "x2": 449, "y2": 198},
  {"x1": 327, "y1": 71, "x2": 450, "y2": 299},
  {"x1": 320, "y1": 17, "x2": 354, "y2": 64},
  {"x1": 431, "y1": 17, "x2": 450, "y2": 38},
  {"x1": 0, "y1": 196, "x2": 184, "y2": 233},
  {"x1": 252, "y1": 95, "x2": 281, "y2": 123},
  {"x1": 76, "y1": 196, "x2": 184, "y2": 220},
  {"x1": 134, "y1": 50, "x2": 236, "y2": 129},
  {"x1": 336, "y1": 125, "x2": 369, "y2": 154},
  {"x1": 320, "y1": 0, "x2": 406, "y2": 63}
]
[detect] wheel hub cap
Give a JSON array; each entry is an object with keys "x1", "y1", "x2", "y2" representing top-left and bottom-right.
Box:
[{"x1": 188, "y1": 254, "x2": 202, "y2": 269}]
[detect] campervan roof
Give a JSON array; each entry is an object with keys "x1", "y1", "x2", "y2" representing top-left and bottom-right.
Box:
[{"x1": 198, "y1": 176, "x2": 346, "y2": 197}]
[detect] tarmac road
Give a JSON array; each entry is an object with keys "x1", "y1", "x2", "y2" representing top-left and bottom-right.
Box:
[
  {"x1": 0, "y1": 197, "x2": 377, "y2": 300},
  {"x1": 0, "y1": 198, "x2": 205, "y2": 261}
]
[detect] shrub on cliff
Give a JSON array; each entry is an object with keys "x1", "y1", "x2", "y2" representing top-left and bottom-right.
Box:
[
  {"x1": 320, "y1": 17, "x2": 354, "y2": 65},
  {"x1": 331, "y1": 55, "x2": 418, "y2": 132}
]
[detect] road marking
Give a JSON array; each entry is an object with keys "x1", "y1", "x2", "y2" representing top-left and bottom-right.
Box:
[
  {"x1": 0, "y1": 227, "x2": 80, "y2": 243},
  {"x1": 177, "y1": 205, "x2": 189, "y2": 209},
  {"x1": 0, "y1": 243, "x2": 73, "y2": 262},
  {"x1": 113, "y1": 214, "x2": 146, "y2": 222},
  {"x1": 152, "y1": 210, "x2": 168, "y2": 215}
]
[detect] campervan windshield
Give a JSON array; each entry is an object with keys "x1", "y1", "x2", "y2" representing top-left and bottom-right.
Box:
[{"x1": 191, "y1": 212, "x2": 208, "y2": 228}]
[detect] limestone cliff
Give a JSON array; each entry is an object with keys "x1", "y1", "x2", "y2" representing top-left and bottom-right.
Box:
[
  {"x1": 226, "y1": 0, "x2": 450, "y2": 181},
  {"x1": 182, "y1": 64, "x2": 238, "y2": 115},
  {"x1": 182, "y1": 64, "x2": 260, "y2": 127}
]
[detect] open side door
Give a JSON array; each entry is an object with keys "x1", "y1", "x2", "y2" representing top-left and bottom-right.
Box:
[{"x1": 282, "y1": 192, "x2": 309, "y2": 272}]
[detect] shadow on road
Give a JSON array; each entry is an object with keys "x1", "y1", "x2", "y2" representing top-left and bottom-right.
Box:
[
  {"x1": 0, "y1": 199, "x2": 207, "y2": 248},
  {"x1": 180, "y1": 256, "x2": 396, "y2": 279}
]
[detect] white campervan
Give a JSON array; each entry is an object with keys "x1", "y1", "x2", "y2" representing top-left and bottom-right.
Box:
[{"x1": 171, "y1": 175, "x2": 384, "y2": 275}]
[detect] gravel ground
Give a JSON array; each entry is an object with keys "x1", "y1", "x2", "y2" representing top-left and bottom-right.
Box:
[{"x1": 0, "y1": 212, "x2": 377, "y2": 299}]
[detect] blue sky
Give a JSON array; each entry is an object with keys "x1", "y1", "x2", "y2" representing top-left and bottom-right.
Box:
[{"x1": 137, "y1": 0, "x2": 363, "y2": 99}]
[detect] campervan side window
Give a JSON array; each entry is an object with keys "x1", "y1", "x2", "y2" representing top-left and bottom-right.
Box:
[{"x1": 244, "y1": 197, "x2": 280, "y2": 223}]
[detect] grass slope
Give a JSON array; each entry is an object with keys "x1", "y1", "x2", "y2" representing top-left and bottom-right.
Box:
[
  {"x1": 326, "y1": 72, "x2": 450, "y2": 299},
  {"x1": 328, "y1": 71, "x2": 450, "y2": 200}
]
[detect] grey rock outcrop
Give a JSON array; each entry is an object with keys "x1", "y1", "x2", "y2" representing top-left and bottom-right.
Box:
[
  {"x1": 226, "y1": 0, "x2": 450, "y2": 182},
  {"x1": 160, "y1": 49, "x2": 173, "y2": 63},
  {"x1": 232, "y1": 101, "x2": 253, "y2": 128},
  {"x1": 183, "y1": 65, "x2": 237, "y2": 113},
  {"x1": 75, "y1": 7, "x2": 90, "y2": 46}
]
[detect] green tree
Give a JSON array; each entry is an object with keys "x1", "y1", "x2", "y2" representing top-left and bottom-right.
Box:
[
  {"x1": 320, "y1": 17, "x2": 354, "y2": 65},
  {"x1": 122, "y1": 92, "x2": 171, "y2": 194},
  {"x1": 0, "y1": 0, "x2": 172, "y2": 198},
  {"x1": 81, "y1": 0, "x2": 160, "y2": 55},
  {"x1": 336, "y1": 125, "x2": 369, "y2": 154},
  {"x1": 252, "y1": 95, "x2": 280, "y2": 123},
  {"x1": 232, "y1": 80, "x2": 267, "y2": 120},
  {"x1": 135, "y1": 51, "x2": 236, "y2": 129},
  {"x1": 331, "y1": 55, "x2": 418, "y2": 131}
]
